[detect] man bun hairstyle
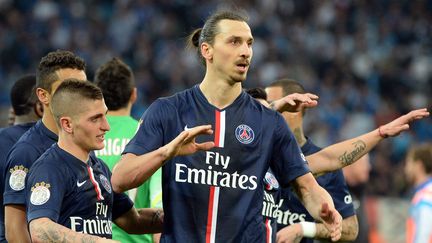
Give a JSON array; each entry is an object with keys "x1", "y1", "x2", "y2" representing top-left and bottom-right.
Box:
[{"x1": 187, "y1": 9, "x2": 249, "y2": 66}]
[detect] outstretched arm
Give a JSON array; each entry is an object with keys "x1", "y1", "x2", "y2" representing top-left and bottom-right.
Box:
[
  {"x1": 290, "y1": 173, "x2": 342, "y2": 242},
  {"x1": 115, "y1": 208, "x2": 164, "y2": 234},
  {"x1": 111, "y1": 125, "x2": 214, "y2": 193},
  {"x1": 29, "y1": 218, "x2": 117, "y2": 243},
  {"x1": 307, "y1": 108, "x2": 429, "y2": 175}
]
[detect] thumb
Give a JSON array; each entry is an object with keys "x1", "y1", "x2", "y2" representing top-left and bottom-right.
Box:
[{"x1": 320, "y1": 203, "x2": 329, "y2": 218}]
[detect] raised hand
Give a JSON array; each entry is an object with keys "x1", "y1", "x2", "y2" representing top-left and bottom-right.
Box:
[
  {"x1": 271, "y1": 93, "x2": 318, "y2": 113},
  {"x1": 319, "y1": 203, "x2": 342, "y2": 242},
  {"x1": 379, "y1": 108, "x2": 429, "y2": 137},
  {"x1": 163, "y1": 125, "x2": 215, "y2": 161}
]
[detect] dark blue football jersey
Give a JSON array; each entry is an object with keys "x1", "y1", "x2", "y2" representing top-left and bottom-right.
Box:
[
  {"x1": 4, "y1": 120, "x2": 57, "y2": 207},
  {"x1": 272, "y1": 139, "x2": 355, "y2": 243},
  {"x1": 26, "y1": 144, "x2": 133, "y2": 238},
  {"x1": 0, "y1": 122, "x2": 35, "y2": 242},
  {"x1": 123, "y1": 85, "x2": 310, "y2": 243}
]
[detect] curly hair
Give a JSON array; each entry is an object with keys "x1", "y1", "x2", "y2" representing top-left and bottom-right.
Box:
[{"x1": 37, "y1": 50, "x2": 86, "y2": 93}]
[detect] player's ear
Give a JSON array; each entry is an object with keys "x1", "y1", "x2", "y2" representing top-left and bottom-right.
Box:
[
  {"x1": 36, "y1": 88, "x2": 50, "y2": 106},
  {"x1": 129, "y1": 88, "x2": 137, "y2": 105},
  {"x1": 60, "y1": 117, "x2": 73, "y2": 134},
  {"x1": 201, "y1": 42, "x2": 213, "y2": 62}
]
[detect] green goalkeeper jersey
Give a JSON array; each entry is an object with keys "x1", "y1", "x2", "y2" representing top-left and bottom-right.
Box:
[{"x1": 95, "y1": 115, "x2": 162, "y2": 243}]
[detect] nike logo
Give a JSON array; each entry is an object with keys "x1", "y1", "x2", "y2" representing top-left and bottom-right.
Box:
[
  {"x1": 184, "y1": 125, "x2": 191, "y2": 131},
  {"x1": 77, "y1": 180, "x2": 86, "y2": 187}
]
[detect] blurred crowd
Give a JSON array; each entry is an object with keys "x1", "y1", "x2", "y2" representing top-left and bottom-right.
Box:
[{"x1": 0, "y1": 0, "x2": 431, "y2": 196}]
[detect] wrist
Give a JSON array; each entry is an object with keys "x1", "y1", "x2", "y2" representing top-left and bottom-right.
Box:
[
  {"x1": 378, "y1": 126, "x2": 388, "y2": 138},
  {"x1": 300, "y1": 221, "x2": 317, "y2": 238}
]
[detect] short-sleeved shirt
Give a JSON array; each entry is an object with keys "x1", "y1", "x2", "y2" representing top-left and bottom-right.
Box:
[
  {"x1": 123, "y1": 85, "x2": 310, "y2": 243},
  {"x1": 271, "y1": 139, "x2": 355, "y2": 243},
  {"x1": 26, "y1": 144, "x2": 133, "y2": 238},
  {"x1": 407, "y1": 178, "x2": 432, "y2": 243},
  {"x1": 95, "y1": 115, "x2": 162, "y2": 243},
  {"x1": 0, "y1": 122, "x2": 35, "y2": 242},
  {"x1": 4, "y1": 120, "x2": 57, "y2": 206}
]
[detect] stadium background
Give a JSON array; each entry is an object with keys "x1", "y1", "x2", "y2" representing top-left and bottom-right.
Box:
[{"x1": 0, "y1": 0, "x2": 431, "y2": 242}]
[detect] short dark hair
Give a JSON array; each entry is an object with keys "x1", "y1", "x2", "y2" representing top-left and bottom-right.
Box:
[
  {"x1": 51, "y1": 79, "x2": 103, "y2": 126},
  {"x1": 268, "y1": 79, "x2": 306, "y2": 96},
  {"x1": 94, "y1": 58, "x2": 134, "y2": 111},
  {"x1": 246, "y1": 87, "x2": 267, "y2": 101},
  {"x1": 187, "y1": 10, "x2": 249, "y2": 66},
  {"x1": 37, "y1": 50, "x2": 86, "y2": 93},
  {"x1": 268, "y1": 79, "x2": 307, "y2": 115},
  {"x1": 10, "y1": 74, "x2": 37, "y2": 116},
  {"x1": 407, "y1": 143, "x2": 432, "y2": 174}
]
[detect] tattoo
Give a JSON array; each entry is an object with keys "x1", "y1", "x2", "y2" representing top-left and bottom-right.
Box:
[
  {"x1": 294, "y1": 231, "x2": 303, "y2": 242},
  {"x1": 292, "y1": 128, "x2": 306, "y2": 146},
  {"x1": 151, "y1": 209, "x2": 164, "y2": 226},
  {"x1": 30, "y1": 220, "x2": 97, "y2": 243},
  {"x1": 338, "y1": 140, "x2": 366, "y2": 166}
]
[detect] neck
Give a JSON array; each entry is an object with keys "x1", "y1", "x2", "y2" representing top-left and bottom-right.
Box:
[
  {"x1": 58, "y1": 134, "x2": 89, "y2": 163},
  {"x1": 199, "y1": 74, "x2": 242, "y2": 109},
  {"x1": 415, "y1": 174, "x2": 432, "y2": 187},
  {"x1": 107, "y1": 106, "x2": 131, "y2": 116},
  {"x1": 286, "y1": 114, "x2": 306, "y2": 146},
  {"x1": 42, "y1": 105, "x2": 59, "y2": 135},
  {"x1": 14, "y1": 114, "x2": 39, "y2": 125}
]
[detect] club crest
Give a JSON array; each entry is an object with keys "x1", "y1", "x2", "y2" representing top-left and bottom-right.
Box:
[
  {"x1": 100, "y1": 174, "x2": 111, "y2": 194},
  {"x1": 235, "y1": 124, "x2": 254, "y2": 144},
  {"x1": 9, "y1": 165, "x2": 28, "y2": 191},
  {"x1": 30, "y1": 182, "x2": 51, "y2": 205},
  {"x1": 264, "y1": 172, "x2": 279, "y2": 190}
]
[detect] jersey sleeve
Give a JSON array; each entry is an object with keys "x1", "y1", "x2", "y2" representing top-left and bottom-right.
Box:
[
  {"x1": 4, "y1": 143, "x2": 40, "y2": 205},
  {"x1": 269, "y1": 114, "x2": 310, "y2": 188},
  {"x1": 123, "y1": 99, "x2": 167, "y2": 156},
  {"x1": 112, "y1": 191, "x2": 134, "y2": 220},
  {"x1": 149, "y1": 168, "x2": 163, "y2": 208},
  {"x1": 26, "y1": 160, "x2": 66, "y2": 223},
  {"x1": 322, "y1": 171, "x2": 356, "y2": 218}
]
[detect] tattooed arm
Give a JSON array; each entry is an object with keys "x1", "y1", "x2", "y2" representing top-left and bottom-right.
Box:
[
  {"x1": 277, "y1": 215, "x2": 358, "y2": 242},
  {"x1": 306, "y1": 108, "x2": 429, "y2": 175},
  {"x1": 29, "y1": 218, "x2": 118, "y2": 243},
  {"x1": 114, "y1": 208, "x2": 163, "y2": 234},
  {"x1": 315, "y1": 215, "x2": 358, "y2": 241}
]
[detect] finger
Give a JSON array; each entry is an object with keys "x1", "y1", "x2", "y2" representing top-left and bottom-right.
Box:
[
  {"x1": 187, "y1": 125, "x2": 213, "y2": 137},
  {"x1": 172, "y1": 131, "x2": 190, "y2": 146},
  {"x1": 196, "y1": 141, "x2": 215, "y2": 151},
  {"x1": 305, "y1": 93, "x2": 319, "y2": 100},
  {"x1": 320, "y1": 203, "x2": 329, "y2": 214}
]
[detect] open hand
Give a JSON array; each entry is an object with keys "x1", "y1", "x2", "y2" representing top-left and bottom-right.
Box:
[
  {"x1": 379, "y1": 108, "x2": 429, "y2": 137},
  {"x1": 163, "y1": 125, "x2": 215, "y2": 161},
  {"x1": 320, "y1": 203, "x2": 342, "y2": 242},
  {"x1": 271, "y1": 93, "x2": 318, "y2": 112}
]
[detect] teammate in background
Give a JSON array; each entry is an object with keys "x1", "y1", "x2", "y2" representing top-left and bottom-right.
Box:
[
  {"x1": 3, "y1": 50, "x2": 87, "y2": 243},
  {"x1": 343, "y1": 154, "x2": 371, "y2": 243},
  {"x1": 405, "y1": 143, "x2": 432, "y2": 243},
  {"x1": 112, "y1": 10, "x2": 343, "y2": 243},
  {"x1": 26, "y1": 80, "x2": 163, "y2": 242},
  {"x1": 0, "y1": 74, "x2": 42, "y2": 242},
  {"x1": 262, "y1": 79, "x2": 429, "y2": 243},
  {"x1": 94, "y1": 57, "x2": 162, "y2": 243}
]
